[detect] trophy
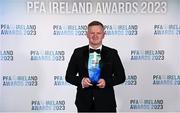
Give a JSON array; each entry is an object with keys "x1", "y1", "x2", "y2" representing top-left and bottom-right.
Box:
[{"x1": 88, "y1": 52, "x2": 101, "y2": 84}]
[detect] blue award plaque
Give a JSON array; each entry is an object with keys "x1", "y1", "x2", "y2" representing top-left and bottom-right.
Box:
[{"x1": 88, "y1": 52, "x2": 101, "y2": 84}]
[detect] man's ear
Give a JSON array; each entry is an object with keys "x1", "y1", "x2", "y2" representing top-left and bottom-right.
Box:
[
  {"x1": 86, "y1": 31, "x2": 89, "y2": 38},
  {"x1": 103, "y1": 31, "x2": 106, "y2": 39},
  {"x1": 104, "y1": 30, "x2": 106, "y2": 34}
]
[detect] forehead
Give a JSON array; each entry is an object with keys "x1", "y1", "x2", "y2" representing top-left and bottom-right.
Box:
[{"x1": 88, "y1": 25, "x2": 104, "y2": 31}]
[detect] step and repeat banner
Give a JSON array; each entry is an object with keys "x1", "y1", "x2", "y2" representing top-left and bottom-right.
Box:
[{"x1": 0, "y1": 0, "x2": 180, "y2": 112}]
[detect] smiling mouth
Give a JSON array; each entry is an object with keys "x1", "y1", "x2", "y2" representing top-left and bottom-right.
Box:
[{"x1": 93, "y1": 37, "x2": 99, "y2": 40}]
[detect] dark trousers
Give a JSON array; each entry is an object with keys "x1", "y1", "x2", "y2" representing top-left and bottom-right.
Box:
[{"x1": 77, "y1": 101, "x2": 116, "y2": 113}]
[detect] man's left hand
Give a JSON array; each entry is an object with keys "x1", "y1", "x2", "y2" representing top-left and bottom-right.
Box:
[{"x1": 97, "y1": 79, "x2": 106, "y2": 88}]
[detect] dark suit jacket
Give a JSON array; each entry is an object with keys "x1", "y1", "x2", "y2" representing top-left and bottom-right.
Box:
[{"x1": 65, "y1": 45, "x2": 126, "y2": 109}]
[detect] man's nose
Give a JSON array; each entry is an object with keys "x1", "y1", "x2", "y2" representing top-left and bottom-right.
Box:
[{"x1": 93, "y1": 33, "x2": 98, "y2": 37}]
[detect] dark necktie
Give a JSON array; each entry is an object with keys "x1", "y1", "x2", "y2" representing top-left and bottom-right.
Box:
[{"x1": 89, "y1": 48, "x2": 101, "y2": 54}]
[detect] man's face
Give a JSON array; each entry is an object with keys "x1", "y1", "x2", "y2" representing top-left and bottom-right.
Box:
[{"x1": 87, "y1": 25, "x2": 105, "y2": 47}]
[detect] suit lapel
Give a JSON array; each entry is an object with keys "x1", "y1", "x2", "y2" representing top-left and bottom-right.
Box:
[
  {"x1": 82, "y1": 46, "x2": 89, "y2": 74},
  {"x1": 100, "y1": 45, "x2": 108, "y2": 78}
]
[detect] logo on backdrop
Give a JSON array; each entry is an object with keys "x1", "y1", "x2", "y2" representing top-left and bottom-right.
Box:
[
  {"x1": 131, "y1": 50, "x2": 165, "y2": 61},
  {"x1": 153, "y1": 74, "x2": 180, "y2": 85},
  {"x1": 154, "y1": 24, "x2": 180, "y2": 35},
  {"x1": 130, "y1": 99, "x2": 163, "y2": 110},
  {"x1": 31, "y1": 100, "x2": 65, "y2": 111},
  {"x1": 124, "y1": 75, "x2": 137, "y2": 85},
  {"x1": 54, "y1": 75, "x2": 70, "y2": 86},
  {"x1": 1, "y1": 24, "x2": 36, "y2": 36},
  {"x1": 105, "y1": 25, "x2": 138, "y2": 36},
  {"x1": 53, "y1": 25, "x2": 87, "y2": 36},
  {"x1": 30, "y1": 50, "x2": 65, "y2": 61},
  {"x1": 2, "y1": 75, "x2": 38, "y2": 86},
  {"x1": 0, "y1": 50, "x2": 13, "y2": 61}
]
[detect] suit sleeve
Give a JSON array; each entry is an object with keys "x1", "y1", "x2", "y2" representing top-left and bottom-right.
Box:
[
  {"x1": 65, "y1": 49, "x2": 82, "y2": 87},
  {"x1": 105, "y1": 50, "x2": 126, "y2": 87}
]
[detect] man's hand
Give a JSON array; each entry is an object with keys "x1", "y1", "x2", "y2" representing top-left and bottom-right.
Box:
[
  {"x1": 97, "y1": 78, "x2": 106, "y2": 88},
  {"x1": 81, "y1": 77, "x2": 92, "y2": 88}
]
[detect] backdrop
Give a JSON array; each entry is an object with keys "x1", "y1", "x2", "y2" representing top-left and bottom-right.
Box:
[{"x1": 0, "y1": 0, "x2": 180, "y2": 112}]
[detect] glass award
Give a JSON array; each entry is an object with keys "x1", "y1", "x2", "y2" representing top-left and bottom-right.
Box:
[{"x1": 88, "y1": 52, "x2": 101, "y2": 84}]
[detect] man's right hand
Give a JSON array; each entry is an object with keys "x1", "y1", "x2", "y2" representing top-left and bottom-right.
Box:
[{"x1": 81, "y1": 77, "x2": 92, "y2": 88}]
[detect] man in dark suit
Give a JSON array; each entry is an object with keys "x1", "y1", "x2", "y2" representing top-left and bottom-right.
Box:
[{"x1": 65, "y1": 21, "x2": 126, "y2": 112}]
